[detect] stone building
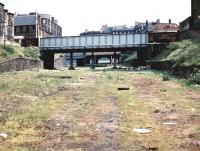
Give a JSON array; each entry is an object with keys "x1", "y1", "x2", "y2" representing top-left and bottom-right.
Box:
[
  {"x1": 14, "y1": 12, "x2": 62, "y2": 46},
  {"x1": 148, "y1": 19, "x2": 179, "y2": 43},
  {"x1": 191, "y1": 0, "x2": 200, "y2": 28},
  {"x1": 0, "y1": 2, "x2": 14, "y2": 44},
  {"x1": 178, "y1": 0, "x2": 200, "y2": 40}
]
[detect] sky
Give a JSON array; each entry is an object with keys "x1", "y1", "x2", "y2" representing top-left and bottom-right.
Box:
[{"x1": 1, "y1": 0, "x2": 191, "y2": 36}]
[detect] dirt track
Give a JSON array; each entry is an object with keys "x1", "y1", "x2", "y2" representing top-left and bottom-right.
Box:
[
  {"x1": 1, "y1": 70, "x2": 199, "y2": 151},
  {"x1": 34, "y1": 71, "x2": 200, "y2": 151}
]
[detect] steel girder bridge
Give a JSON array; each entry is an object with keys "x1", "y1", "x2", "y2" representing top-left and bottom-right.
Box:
[{"x1": 39, "y1": 33, "x2": 150, "y2": 69}]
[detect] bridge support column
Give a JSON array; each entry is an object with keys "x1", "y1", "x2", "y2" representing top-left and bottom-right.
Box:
[
  {"x1": 137, "y1": 48, "x2": 148, "y2": 66},
  {"x1": 90, "y1": 51, "x2": 95, "y2": 69},
  {"x1": 69, "y1": 52, "x2": 75, "y2": 70},
  {"x1": 41, "y1": 51, "x2": 54, "y2": 70},
  {"x1": 113, "y1": 51, "x2": 117, "y2": 69}
]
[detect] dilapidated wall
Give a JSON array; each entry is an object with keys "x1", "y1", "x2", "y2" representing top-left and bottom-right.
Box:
[{"x1": 0, "y1": 58, "x2": 43, "y2": 73}]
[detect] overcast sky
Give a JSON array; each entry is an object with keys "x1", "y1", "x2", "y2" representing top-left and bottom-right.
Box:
[{"x1": 2, "y1": 0, "x2": 191, "y2": 36}]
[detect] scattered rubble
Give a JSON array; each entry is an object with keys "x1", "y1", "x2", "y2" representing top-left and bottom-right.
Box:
[
  {"x1": 133, "y1": 128, "x2": 151, "y2": 134},
  {"x1": 163, "y1": 122, "x2": 177, "y2": 126},
  {"x1": 0, "y1": 133, "x2": 8, "y2": 139},
  {"x1": 118, "y1": 87, "x2": 130, "y2": 91},
  {"x1": 60, "y1": 76, "x2": 72, "y2": 79},
  {"x1": 191, "y1": 140, "x2": 200, "y2": 148},
  {"x1": 147, "y1": 146, "x2": 159, "y2": 151}
]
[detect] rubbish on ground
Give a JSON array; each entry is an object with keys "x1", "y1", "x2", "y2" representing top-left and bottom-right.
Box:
[
  {"x1": 133, "y1": 128, "x2": 151, "y2": 134},
  {"x1": 147, "y1": 146, "x2": 159, "y2": 151},
  {"x1": 154, "y1": 109, "x2": 160, "y2": 113},
  {"x1": 60, "y1": 76, "x2": 72, "y2": 79},
  {"x1": 118, "y1": 87, "x2": 130, "y2": 91},
  {"x1": 191, "y1": 140, "x2": 200, "y2": 148},
  {"x1": 0, "y1": 133, "x2": 8, "y2": 138},
  {"x1": 163, "y1": 122, "x2": 176, "y2": 125}
]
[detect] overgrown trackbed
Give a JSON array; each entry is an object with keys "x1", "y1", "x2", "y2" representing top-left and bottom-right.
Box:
[{"x1": 0, "y1": 69, "x2": 200, "y2": 151}]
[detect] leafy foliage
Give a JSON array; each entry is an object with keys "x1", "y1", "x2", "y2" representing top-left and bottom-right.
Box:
[
  {"x1": 23, "y1": 46, "x2": 41, "y2": 60},
  {"x1": 150, "y1": 39, "x2": 200, "y2": 66},
  {"x1": 0, "y1": 45, "x2": 41, "y2": 62},
  {"x1": 188, "y1": 69, "x2": 200, "y2": 84}
]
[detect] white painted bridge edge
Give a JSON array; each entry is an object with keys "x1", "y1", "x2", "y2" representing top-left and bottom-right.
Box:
[{"x1": 39, "y1": 33, "x2": 148, "y2": 50}]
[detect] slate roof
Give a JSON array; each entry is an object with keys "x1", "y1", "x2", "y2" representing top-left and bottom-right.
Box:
[
  {"x1": 0, "y1": 2, "x2": 5, "y2": 7},
  {"x1": 14, "y1": 15, "x2": 36, "y2": 26},
  {"x1": 151, "y1": 23, "x2": 179, "y2": 33}
]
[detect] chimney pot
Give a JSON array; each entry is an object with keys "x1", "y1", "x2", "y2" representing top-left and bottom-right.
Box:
[{"x1": 169, "y1": 19, "x2": 171, "y2": 24}]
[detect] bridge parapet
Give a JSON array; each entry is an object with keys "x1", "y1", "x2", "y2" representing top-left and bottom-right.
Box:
[{"x1": 39, "y1": 33, "x2": 148, "y2": 51}]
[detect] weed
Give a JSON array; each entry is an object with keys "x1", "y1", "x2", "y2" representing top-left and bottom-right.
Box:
[
  {"x1": 160, "y1": 89, "x2": 167, "y2": 92},
  {"x1": 162, "y1": 75, "x2": 170, "y2": 81}
]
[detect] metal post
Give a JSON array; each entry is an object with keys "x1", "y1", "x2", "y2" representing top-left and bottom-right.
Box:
[
  {"x1": 113, "y1": 51, "x2": 117, "y2": 69},
  {"x1": 90, "y1": 51, "x2": 95, "y2": 69},
  {"x1": 69, "y1": 52, "x2": 75, "y2": 70}
]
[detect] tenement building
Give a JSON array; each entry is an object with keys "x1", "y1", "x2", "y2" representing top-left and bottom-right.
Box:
[
  {"x1": 178, "y1": 0, "x2": 200, "y2": 40},
  {"x1": 14, "y1": 12, "x2": 62, "y2": 46},
  {"x1": 0, "y1": 2, "x2": 15, "y2": 44}
]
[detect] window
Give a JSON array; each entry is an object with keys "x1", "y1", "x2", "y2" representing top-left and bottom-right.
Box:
[
  {"x1": 29, "y1": 26, "x2": 33, "y2": 32},
  {"x1": 20, "y1": 26, "x2": 23, "y2": 33},
  {"x1": 23, "y1": 26, "x2": 26, "y2": 33},
  {"x1": 43, "y1": 19, "x2": 46, "y2": 24},
  {"x1": 26, "y1": 26, "x2": 29, "y2": 33},
  {"x1": 16, "y1": 27, "x2": 20, "y2": 33}
]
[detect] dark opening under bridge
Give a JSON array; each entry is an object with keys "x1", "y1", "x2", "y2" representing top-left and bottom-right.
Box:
[{"x1": 39, "y1": 33, "x2": 160, "y2": 69}]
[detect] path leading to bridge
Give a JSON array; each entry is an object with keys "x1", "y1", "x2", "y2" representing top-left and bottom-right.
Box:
[
  {"x1": 35, "y1": 70, "x2": 200, "y2": 151},
  {"x1": 0, "y1": 69, "x2": 199, "y2": 151}
]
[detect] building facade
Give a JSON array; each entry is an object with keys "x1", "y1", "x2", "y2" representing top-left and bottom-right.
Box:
[
  {"x1": 14, "y1": 12, "x2": 62, "y2": 46},
  {"x1": 178, "y1": 0, "x2": 200, "y2": 40},
  {"x1": 148, "y1": 19, "x2": 179, "y2": 43},
  {"x1": 80, "y1": 23, "x2": 148, "y2": 36},
  {"x1": 0, "y1": 2, "x2": 14, "y2": 44},
  {"x1": 81, "y1": 19, "x2": 178, "y2": 43},
  {"x1": 191, "y1": 0, "x2": 200, "y2": 28}
]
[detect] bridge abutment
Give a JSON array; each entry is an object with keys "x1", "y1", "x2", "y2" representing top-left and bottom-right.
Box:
[
  {"x1": 41, "y1": 51, "x2": 55, "y2": 70},
  {"x1": 137, "y1": 48, "x2": 149, "y2": 66},
  {"x1": 90, "y1": 51, "x2": 95, "y2": 69},
  {"x1": 69, "y1": 52, "x2": 75, "y2": 70},
  {"x1": 113, "y1": 51, "x2": 117, "y2": 69}
]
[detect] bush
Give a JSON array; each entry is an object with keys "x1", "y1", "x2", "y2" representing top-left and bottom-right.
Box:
[
  {"x1": 1, "y1": 45, "x2": 15, "y2": 54},
  {"x1": 167, "y1": 42, "x2": 179, "y2": 51},
  {"x1": 162, "y1": 75, "x2": 170, "y2": 81},
  {"x1": 23, "y1": 46, "x2": 41, "y2": 60},
  {"x1": 188, "y1": 70, "x2": 200, "y2": 84}
]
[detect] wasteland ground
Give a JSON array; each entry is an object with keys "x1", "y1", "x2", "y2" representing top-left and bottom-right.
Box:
[{"x1": 0, "y1": 68, "x2": 200, "y2": 151}]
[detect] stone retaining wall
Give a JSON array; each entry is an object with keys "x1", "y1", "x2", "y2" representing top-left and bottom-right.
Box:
[{"x1": 0, "y1": 58, "x2": 43, "y2": 73}]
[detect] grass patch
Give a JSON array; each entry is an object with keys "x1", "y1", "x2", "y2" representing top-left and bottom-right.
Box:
[
  {"x1": 0, "y1": 68, "x2": 200, "y2": 150},
  {"x1": 0, "y1": 69, "x2": 86, "y2": 151},
  {"x1": 150, "y1": 39, "x2": 200, "y2": 66}
]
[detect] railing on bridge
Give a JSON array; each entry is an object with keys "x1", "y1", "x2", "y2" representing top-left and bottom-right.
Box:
[{"x1": 39, "y1": 33, "x2": 148, "y2": 50}]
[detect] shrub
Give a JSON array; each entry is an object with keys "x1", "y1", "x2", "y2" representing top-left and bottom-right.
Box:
[
  {"x1": 188, "y1": 70, "x2": 200, "y2": 84},
  {"x1": 1, "y1": 45, "x2": 15, "y2": 54},
  {"x1": 23, "y1": 46, "x2": 41, "y2": 60},
  {"x1": 162, "y1": 75, "x2": 170, "y2": 81},
  {"x1": 167, "y1": 42, "x2": 179, "y2": 51}
]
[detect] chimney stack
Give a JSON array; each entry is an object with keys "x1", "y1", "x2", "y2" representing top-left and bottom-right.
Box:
[
  {"x1": 146, "y1": 20, "x2": 148, "y2": 26},
  {"x1": 157, "y1": 19, "x2": 160, "y2": 23},
  {"x1": 146, "y1": 20, "x2": 148, "y2": 31},
  {"x1": 169, "y1": 19, "x2": 171, "y2": 24}
]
